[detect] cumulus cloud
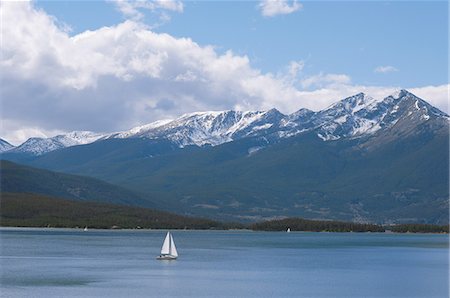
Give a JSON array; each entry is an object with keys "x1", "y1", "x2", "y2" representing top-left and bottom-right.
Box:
[
  {"x1": 259, "y1": 0, "x2": 302, "y2": 17},
  {"x1": 374, "y1": 65, "x2": 399, "y2": 73},
  {"x1": 0, "y1": 1, "x2": 302, "y2": 143},
  {"x1": 0, "y1": 2, "x2": 447, "y2": 145}
]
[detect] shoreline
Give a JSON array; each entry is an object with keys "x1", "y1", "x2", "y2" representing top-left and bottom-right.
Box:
[{"x1": 1, "y1": 226, "x2": 448, "y2": 234}]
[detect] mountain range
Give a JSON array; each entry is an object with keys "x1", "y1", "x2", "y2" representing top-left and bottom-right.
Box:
[
  {"x1": 1, "y1": 90, "x2": 449, "y2": 224},
  {"x1": 5, "y1": 90, "x2": 447, "y2": 156}
]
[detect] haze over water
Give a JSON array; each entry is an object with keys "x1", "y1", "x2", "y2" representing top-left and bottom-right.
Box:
[{"x1": 1, "y1": 228, "x2": 448, "y2": 297}]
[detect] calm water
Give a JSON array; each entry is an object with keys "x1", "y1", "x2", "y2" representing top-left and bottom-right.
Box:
[{"x1": 0, "y1": 228, "x2": 448, "y2": 298}]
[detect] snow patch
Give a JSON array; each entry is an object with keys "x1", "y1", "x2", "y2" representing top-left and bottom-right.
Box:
[
  {"x1": 351, "y1": 120, "x2": 381, "y2": 136},
  {"x1": 252, "y1": 123, "x2": 273, "y2": 131},
  {"x1": 115, "y1": 119, "x2": 173, "y2": 138},
  {"x1": 248, "y1": 146, "x2": 264, "y2": 155},
  {"x1": 317, "y1": 133, "x2": 339, "y2": 141},
  {"x1": 334, "y1": 115, "x2": 348, "y2": 125},
  {"x1": 390, "y1": 105, "x2": 399, "y2": 114},
  {"x1": 414, "y1": 100, "x2": 420, "y2": 110}
]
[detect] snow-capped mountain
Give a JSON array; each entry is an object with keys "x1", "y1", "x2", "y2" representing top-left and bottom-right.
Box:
[
  {"x1": 305, "y1": 92, "x2": 387, "y2": 141},
  {"x1": 289, "y1": 89, "x2": 448, "y2": 141},
  {"x1": 6, "y1": 90, "x2": 448, "y2": 156},
  {"x1": 108, "y1": 109, "x2": 285, "y2": 147},
  {"x1": 0, "y1": 138, "x2": 15, "y2": 153},
  {"x1": 9, "y1": 131, "x2": 106, "y2": 156},
  {"x1": 108, "y1": 89, "x2": 447, "y2": 145}
]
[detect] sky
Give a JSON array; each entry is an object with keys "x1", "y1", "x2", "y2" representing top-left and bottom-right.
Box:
[{"x1": 1, "y1": 0, "x2": 448, "y2": 145}]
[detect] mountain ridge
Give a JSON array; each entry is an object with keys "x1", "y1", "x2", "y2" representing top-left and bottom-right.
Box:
[
  {"x1": 3, "y1": 89, "x2": 447, "y2": 156},
  {"x1": 0, "y1": 138, "x2": 15, "y2": 153}
]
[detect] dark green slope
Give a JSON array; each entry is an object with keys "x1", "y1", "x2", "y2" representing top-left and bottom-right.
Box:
[
  {"x1": 24, "y1": 134, "x2": 349, "y2": 213},
  {"x1": 121, "y1": 129, "x2": 448, "y2": 224},
  {"x1": 0, "y1": 192, "x2": 220, "y2": 229},
  {"x1": 22, "y1": 138, "x2": 180, "y2": 178},
  {"x1": 13, "y1": 125, "x2": 448, "y2": 224},
  {"x1": 0, "y1": 160, "x2": 157, "y2": 208},
  {"x1": 6, "y1": 120, "x2": 449, "y2": 224}
]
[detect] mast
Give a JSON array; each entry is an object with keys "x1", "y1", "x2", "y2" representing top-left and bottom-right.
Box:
[{"x1": 169, "y1": 232, "x2": 172, "y2": 254}]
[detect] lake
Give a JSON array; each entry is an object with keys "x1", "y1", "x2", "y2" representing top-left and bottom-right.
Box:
[{"x1": 0, "y1": 228, "x2": 448, "y2": 297}]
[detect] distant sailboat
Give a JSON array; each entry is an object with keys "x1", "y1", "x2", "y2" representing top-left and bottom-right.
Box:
[
  {"x1": 83, "y1": 226, "x2": 88, "y2": 231},
  {"x1": 287, "y1": 228, "x2": 291, "y2": 233},
  {"x1": 157, "y1": 231, "x2": 178, "y2": 260}
]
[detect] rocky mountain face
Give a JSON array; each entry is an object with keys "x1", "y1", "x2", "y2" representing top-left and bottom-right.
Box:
[
  {"x1": 0, "y1": 138, "x2": 15, "y2": 153},
  {"x1": 101, "y1": 89, "x2": 450, "y2": 148},
  {"x1": 5, "y1": 131, "x2": 106, "y2": 156},
  {"x1": 2, "y1": 90, "x2": 448, "y2": 156}
]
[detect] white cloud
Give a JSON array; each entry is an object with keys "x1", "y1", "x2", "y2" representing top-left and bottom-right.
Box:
[
  {"x1": 287, "y1": 60, "x2": 305, "y2": 78},
  {"x1": 259, "y1": 0, "x2": 302, "y2": 17},
  {"x1": 111, "y1": 0, "x2": 183, "y2": 21},
  {"x1": 374, "y1": 65, "x2": 399, "y2": 73},
  {"x1": 300, "y1": 73, "x2": 352, "y2": 89},
  {"x1": 0, "y1": 2, "x2": 447, "y2": 146},
  {"x1": 154, "y1": 0, "x2": 183, "y2": 12},
  {"x1": 0, "y1": 1, "x2": 302, "y2": 143},
  {"x1": 1, "y1": 119, "x2": 66, "y2": 146}
]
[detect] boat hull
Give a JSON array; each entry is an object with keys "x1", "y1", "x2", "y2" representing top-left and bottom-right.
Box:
[{"x1": 156, "y1": 255, "x2": 177, "y2": 260}]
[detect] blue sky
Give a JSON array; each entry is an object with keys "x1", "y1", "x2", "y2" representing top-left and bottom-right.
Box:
[
  {"x1": 1, "y1": 1, "x2": 448, "y2": 144},
  {"x1": 36, "y1": 0, "x2": 448, "y2": 87}
]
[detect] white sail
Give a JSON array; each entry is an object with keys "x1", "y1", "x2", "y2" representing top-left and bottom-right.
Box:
[
  {"x1": 161, "y1": 232, "x2": 171, "y2": 255},
  {"x1": 169, "y1": 234, "x2": 178, "y2": 257}
]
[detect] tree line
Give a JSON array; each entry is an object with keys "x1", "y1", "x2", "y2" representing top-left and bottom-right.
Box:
[
  {"x1": 251, "y1": 217, "x2": 385, "y2": 232},
  {"x1": 1, "y1": 193, "x2": 448, "y2": 233}
]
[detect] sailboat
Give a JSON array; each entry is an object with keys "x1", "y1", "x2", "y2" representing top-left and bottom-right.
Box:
[
  {"x1": 157, "y1": 231, "x2": 178, "y2": 260},
  {"x1": 83, "y1": 226, "x2": 88, "y2": 231},
  {"x1": 286, "y1": 228, "x2": 291, "y2": 233}
]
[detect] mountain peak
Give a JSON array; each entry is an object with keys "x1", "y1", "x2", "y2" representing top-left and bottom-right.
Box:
[
  {"x1": 264, "y1": 108, "x2": 284, "y2": 118},
  {"x1": 0, "y1": 138, "x2": 15, "y2": 153},
  {"x1": 9, "y1": 131, "x2": 107, "y2": 156},
  {"x1": 290, "y1": 108, "x2": 313, "y2": 117},
  {"x1": 326, "y1": 92, "x2": 378, "y2": 115},
  {"x1": 393, "y1": 90, "x2": 449, "y2": 118},
  {"x1": 6, "y1": 89, "x2": 447, "y2": 156},
  {"x1": 388, "y1": 89, "x2": 414, "y2": 100}
]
